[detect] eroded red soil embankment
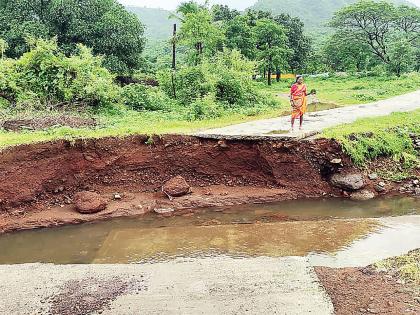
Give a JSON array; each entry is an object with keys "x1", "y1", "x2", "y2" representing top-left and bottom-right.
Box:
[{"x1": 0, "y1": 135, "x2": 350, "y2": 232}]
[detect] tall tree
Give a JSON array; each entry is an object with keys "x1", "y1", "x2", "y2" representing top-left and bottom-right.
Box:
[
  {"x1": 211, "y1": 4, "x2": 240, "y2": 22},
  {"x1": 254, "y1": 18, "x2": 289, "y2": 85},
  {"x1": 178, "y1": 7, "x2": 224, "y2": 65},
  {"x1": 329, "y1": 0, "x2": 420, "y2": 74},
  {"x1": 0, "y1": 0, "x2": 145, "y2": 73},
  {"x1": 224, "y1": 15, "x2": 256, "y2": 60},
  {"x1": 330, "y1": 0, "x2": 395, "y2": 64},
  {"x1": 322, "y1": 31, "x2": 374, "y2": 72},
  {"x1": 274, "y1": 13, "x2": 311, "y2": 72}
]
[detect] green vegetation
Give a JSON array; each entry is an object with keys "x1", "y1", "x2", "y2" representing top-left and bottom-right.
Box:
[
  {"x1": 327, "y1": 1, "x2": 420, "y2": 75},
  {"x1": 126, "y1": 6, "x2": 173, "y2": 44},
  {"x1": 0, "y1": 0, "x2": 419, "y2": 153},
  {"x1": 323, "y1": 110, "x2": 419, "y2": 179},
  {"x1": 0, "y1": 108, "x2": 285, "y2": 149},
  {"x1": 375, "y1": 249, "x2": 420, "y2": 286},
  {"x1": 0, "y1": 0, "x2": 145, "y2": 73},
  {"x1": 252, "y1": 0, "x2": 413, "y2": 30},
  {"x1": 258, "y1": 72, "x2": 420, "y2": 105}
]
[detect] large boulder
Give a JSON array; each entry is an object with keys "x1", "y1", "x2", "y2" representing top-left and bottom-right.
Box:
[
  {"x1": 350, "y1": 190, "x2": 375, "y2": 201},
  {"x1": 73, "y1": 191, "x2": 108, "y2": 214},
  {"x1": 162, "y1": 176, "x2": 191, "y2": 198},
  {"x1": 330, "y1": 173, "x2": 365, "y2": 191}
]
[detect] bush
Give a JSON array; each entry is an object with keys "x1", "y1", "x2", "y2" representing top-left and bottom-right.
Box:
[
  {"x1": 0, "y1": 38, "x2": 120, "y2": 110},
  {"x1": 122, "y1": 84, "x2": 171, "y2": 111},
  {"x1": 157, "y1": 50, "x2": 276, "y2": 120},
  {"x1": 186, "y1": 93, "x2": 222, "y2": 121}
]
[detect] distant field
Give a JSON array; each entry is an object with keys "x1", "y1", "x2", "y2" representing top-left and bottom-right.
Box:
[{"x1": 259, "y1": 73, "x2": 420, "y2": 105}]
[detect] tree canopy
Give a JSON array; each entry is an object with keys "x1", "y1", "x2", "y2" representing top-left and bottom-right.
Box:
[{"x1": 0, "y1": 0, "x2": 145, "y2": 73}]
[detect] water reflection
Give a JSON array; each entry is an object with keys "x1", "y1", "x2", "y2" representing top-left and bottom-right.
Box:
[{"x1": 0, "y1": 197, "x2": 418, "y2": 265}]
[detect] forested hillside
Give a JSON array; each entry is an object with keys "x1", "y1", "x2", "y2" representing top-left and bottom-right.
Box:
[
  {"x1": 126, "y1": 6, "x2": 174, "y2": 43},
  {"x1": 252, "y1": 0, "x2": 414, "y2": 28}
]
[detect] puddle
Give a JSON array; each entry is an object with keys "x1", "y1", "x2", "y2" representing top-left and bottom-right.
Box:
[
  {"x1": 0, "y1": 197, "x2": 418, "y2": 265},
  {"x1": 278, "y1": 102, "x2": 340, "y2": 118}
]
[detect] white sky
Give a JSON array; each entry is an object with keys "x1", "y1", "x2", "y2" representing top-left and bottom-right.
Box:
[
  {"x1": 119, "y1": 0, "x2": 419, "y2": 10},
  {"x1": 118, "y1": 0, "x2": 258, "y2": 11}
]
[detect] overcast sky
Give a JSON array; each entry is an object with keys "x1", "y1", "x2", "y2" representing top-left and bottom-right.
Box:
[{"x1": 118, "y1": 0, "x2": 419, "y2": 10}]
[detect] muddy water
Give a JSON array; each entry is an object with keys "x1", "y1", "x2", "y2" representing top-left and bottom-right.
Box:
[{"x1": 0, "y1": 197, "x2": 418, "y2": 265}]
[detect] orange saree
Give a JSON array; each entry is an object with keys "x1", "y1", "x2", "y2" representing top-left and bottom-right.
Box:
[{"x1": 290, "y1": 83, "x2": 307, "y2": 119}]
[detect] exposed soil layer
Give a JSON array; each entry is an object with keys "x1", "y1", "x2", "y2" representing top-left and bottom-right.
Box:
[
  {"x1": 315, "y1": 266, "x2": 420, "y2": 315},
  {"x1": 0, "y1": 134, "x2": 400, "y2": 233}
]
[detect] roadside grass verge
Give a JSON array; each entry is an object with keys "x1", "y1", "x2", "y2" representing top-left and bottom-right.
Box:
[
  {"x1": 258, "y1": 72, "x2": 420, "y2": 106},
  {"x1": 375, "y1": 249, "x2": 420, "y2": 288},
  {"x1": 323, "y1": 110, "x2": 419, "y2": 179},
  {"x1": 0, "y1": 106, "x2": 285, "y2": 149}
]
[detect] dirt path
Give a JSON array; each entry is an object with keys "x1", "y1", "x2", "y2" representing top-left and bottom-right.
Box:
[{"x1": 197, "y1": 90, "x2": 420, "y2": 139}]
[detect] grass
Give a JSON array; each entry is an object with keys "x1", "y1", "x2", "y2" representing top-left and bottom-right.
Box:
[
  {"x1": 258, "y1": 72, "x2": 420, "y2": 106},
  {"x1": 0, "y1": 106, "x2": 285, "y2": 149},
  {"x1": 375, "y1": 249, "x2": 420, "y2": 286},
  {"x1": 1, "y1": 73, "x2": 419, "y2": 150},
  {"x1": 323, "y1": 110, "x2": 419, "y2": 179}
]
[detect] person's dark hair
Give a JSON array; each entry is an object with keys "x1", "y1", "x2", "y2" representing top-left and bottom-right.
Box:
[{"x1": 295, "y1": 75, "x2": 303, "y2": 83}]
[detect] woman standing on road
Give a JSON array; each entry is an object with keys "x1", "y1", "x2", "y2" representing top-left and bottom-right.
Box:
[{"x1": 290, "y1": 75, "x2": 308, "y2": 131}]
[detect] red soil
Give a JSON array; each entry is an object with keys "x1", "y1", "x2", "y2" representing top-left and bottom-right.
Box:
[
  {"x1": 0, "y1": 135, "x2": 350, "y2": 232},
  {"x1": 316, "y1": 266, "x2": 420, "y2": 315}
]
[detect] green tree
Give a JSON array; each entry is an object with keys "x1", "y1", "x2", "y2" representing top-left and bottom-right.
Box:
[
  {"x1": 224, "y1": 16, "x2": 256, "y2": 60},
  {"x1": 0, "y1": 0, "x2": 145, "y2": 73},
  {"x1": 330, "y1": 0, "x2": 396, "y2": 64},
  {"x1": 254, "y1": 18, "x2": 289, "y2": 85},
  {"x1": 395, "y1": 5, "x2": 420, "y2": 43},
  {"x1": 0, "y1": 38, "x2": 7, "y2": 59},
  {"x1": 388, "y1": 38, "x2": 415, "y2": 76},
  {"x1": 273, "y1": 13, "x2": 311, "y2": 73},
  {"x1": 211, "y1": 4, "x2": 240, "y2": 22},
  {"x1": 322, "y1": 31, "x2": 373, "y2": 72},
  {"x1": 178, "y1": 7, "x2": 224, "y2": 65}
]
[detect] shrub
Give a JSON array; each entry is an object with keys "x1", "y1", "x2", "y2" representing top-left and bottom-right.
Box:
[
  {"x1": 122, "y1": 84, "x2": 171, "y2": 111},
  {"x1": 0, "y1": 38, "x2": 120, "y2": 109}
]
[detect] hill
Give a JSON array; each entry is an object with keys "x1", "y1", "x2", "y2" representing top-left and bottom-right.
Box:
[
  {"x1": 251, "y1": 0, "x2": 414, "y2": 29},
  {"x1": 126, "y1": 6, "x2": 175, "y2": 43}
]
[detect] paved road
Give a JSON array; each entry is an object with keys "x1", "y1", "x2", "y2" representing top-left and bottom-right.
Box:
[
  {"x1": 0, "y1": 257, "x2": 334, "y2": 315},
  {"x1": 196, "y1": 90, "x2": 420, "y2": 139}
]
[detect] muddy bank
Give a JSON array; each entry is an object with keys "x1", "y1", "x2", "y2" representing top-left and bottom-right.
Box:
[
  {"x1": 316, "y1": 266, "x2": 419, "y2": 315},
  {"x1": 0, "y1": 135, "x2": 346, "y2": 207},
  {"x1": 0, "y1": 134, "x2": 405, "y2": 233}
]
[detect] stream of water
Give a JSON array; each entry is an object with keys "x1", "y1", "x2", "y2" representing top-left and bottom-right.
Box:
[{"x1": 0, "y1": 196, "x2": 418, "y2": 265}]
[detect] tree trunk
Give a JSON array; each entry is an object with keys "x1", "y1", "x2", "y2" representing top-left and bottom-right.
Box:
[{"x1": 268, "y1": 66, "x2": 272, "y2": 86}]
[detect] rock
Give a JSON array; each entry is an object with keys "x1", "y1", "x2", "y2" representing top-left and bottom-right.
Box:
[
  {"x1": 415, "y1": 187, "x2": 420, "y2": 196},
  {"x1": 413, "y1": 179, "x2": 419, "y2": 186},
  {"x1": 330, "y1": 173, "x2": 365, "y2": 191},
  {"x1": 113, "y1": 193, "x2": 122, "y2": 200},
  {"x1": 368, "y1": 173, "x2": 378, "y2": 180},
  {"x1": 378, "y1": 182, "x2": 386, "y2": 187},
  {"x1": 350, "y1": 190, "x2": 375, "y2": 201},
  {"x1": 154, "y1": 207, "x2": 175, "y2": 215},
  {"x1": 73, "y1": 191, "x2": 108, "y2": 214},
  {"x1": 374, "y1": 185, "x2": 386, "y2": 193},
  {"x1": 162, "y1": 176, "x2": 191, "y2": 198},
  {"x1": 330, "y1": 158, "x2": 342, "y2": 165}
]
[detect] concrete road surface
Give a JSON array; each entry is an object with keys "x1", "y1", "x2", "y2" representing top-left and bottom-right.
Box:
[{"x1": 196, "y1": 90, "x2": 420, "y2": 140}]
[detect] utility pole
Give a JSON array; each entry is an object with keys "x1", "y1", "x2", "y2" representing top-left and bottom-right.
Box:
[
  {"x1": 171, "y1": 24, "x2": 177, "y2": 99},
  {"x1": 172, "y1": 24, "x2": 177, "y2": 70}
]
